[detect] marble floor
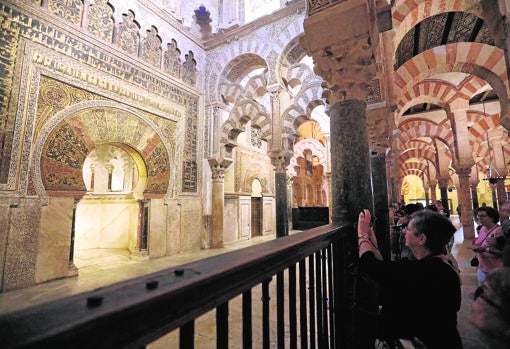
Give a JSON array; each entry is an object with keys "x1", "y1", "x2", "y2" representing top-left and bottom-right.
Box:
[{"x1": 0, "y1": 220, "x2": 488, "y2": 348}]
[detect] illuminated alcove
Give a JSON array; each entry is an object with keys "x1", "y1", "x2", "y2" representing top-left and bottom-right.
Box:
[{"x1": 74, "y1": 144, "x2": 148, "y2": 269}]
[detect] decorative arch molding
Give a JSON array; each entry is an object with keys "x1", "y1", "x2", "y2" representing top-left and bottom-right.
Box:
[
  {"x1": 220, "y1": 99, "x2": 271, "y2": 148},
  {"x1": 399, "y1": 148, "x2": 438, "y2": 172},
  {"x1": 469, "y1": 113, "x2": 504, "y2": 141},
  {"x1": 32, "y1": 100, "x2": 176, "y2": 202},
  {"x1": 396, "y1": 81, "x2": 461, "y2": 117},
  {"x1": 204, "y1": 10, "x2": 305, "y2": 105},
  {"x1": 281, "y1": 105, "x2": 306, "y2": 138},
  {"x1": 394, "y1": 43, "x2": 509, "y2": 106},
  {"x1": 392, "y1": 0, "x2": 484, "y2": 47},
  {"x1": 403, "y1": 139, "x2": 436, "y2": 152},
  {"x1": 399, "y1": 116, "x2": 446, "y2": 132},
  {"x1": 458, "y1": 75, "x2": 492, "y2": 98},
  {"x1": 294, "y1": 81, "x2": 326, "y2": 116},
  {"x1": 402, "y1": 169, "x2": 425, "y2": 182},
  {"x1": 399, "y1": 124, "x2": 455, "y2": 153},
  {"x1": 401, "y1": 160, "x2": 428, "y2": 174},
  {"x1": 289, "y1": 138, "x2": 327, "y2": 177}
]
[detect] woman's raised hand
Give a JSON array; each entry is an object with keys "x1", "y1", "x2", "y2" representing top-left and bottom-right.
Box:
[{"x1": 358, "y1": 209, "x2": 372, "y2": 237}]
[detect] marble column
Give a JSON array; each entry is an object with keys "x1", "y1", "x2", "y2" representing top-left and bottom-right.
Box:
[
  {"x1": 471, "y1": 185, "x2": 479, "y2": 210},
  {"x1": 270, "y1": 153, "x2": 292, "y2": 237},
  {"x1": 423, "y1": 184, "x2": 430, "y2": 206},
  {"x1": 371, "y1": 152, "x2": 390, "y2": 260},
  {"x1": 68, "y1": 198, "x2": 79, "y2": 276},
  {"x1": 330, "y1": 99, "x2": 373, "y2": 225},
  {"x1": 490, "y1": 181, "x2": 499, "y2": 210},
  {"x1": 438, "y1": 178, "x2": 450, "y2": 215},
  {"x1": 132, "y1": 199, "x2": 149, "y2": 260},
  {"x1": 456, "y1": 168, "x2": 475, "y2": 239},
  {"x1": 430, "y1": 182, "x2": 437, "y2": 203},
  {"x1": 496, "y1": 178, "x2": 507, "y2": 207},
  {"x1": 210, "y1": 163, "x2": 226, "y2": 248}
]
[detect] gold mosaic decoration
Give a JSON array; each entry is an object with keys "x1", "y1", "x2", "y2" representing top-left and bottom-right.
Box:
[
  {"x1": 0, "y1": 3, "x2": 198, "y2": 192},
  {"x1": 41, "y1": 107, "x2": 171, "y2": 194}
]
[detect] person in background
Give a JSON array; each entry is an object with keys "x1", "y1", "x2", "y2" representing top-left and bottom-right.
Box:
[
  {"x1": 390, "y1": 203, "x2": 422, "y2": 261},
  {"x1": 499, "y1": 202, "x2": 510, "y2": 267},
  {"x1": 358, "y1": 209, "x2": 462, "y2": 349},
  {"x1": 471, "y1": 206, "x2": 504, "y2": 284},
  {"x1": 468, "y1": 267, "x2": 510, "y2": 349},
  {"x1": 434, "y1": 200, "x2": 449, "y2": 217}
]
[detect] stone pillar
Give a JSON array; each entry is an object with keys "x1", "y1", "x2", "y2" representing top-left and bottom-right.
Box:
[
  {"x1": 438, "y1": 178, "x2": 450, "y2": 215},
  {"x1": 470, "y1": 170, "x2": 480, "y2": 210},
  {"x1": 490, "y1": 181, "x2": 499, "y2": 210},
  {"x1": 272, "y1": 156, "x2": 289, "y2": 238},
  {"x1": 210, "y1": 162, "x2": 226, "y2": 248},
  {"x1": 423, "y1": 184, "x2": 430, "y2": 206},
  {"x1": 287, "y1": 175, "x2": 294, "y2": 230},
  {"x1": 456, "y1": 168, "x2": 475, "y2": 239},
  {"x1": 267, "y1": 87, "x2": 293, "y2": 237},
  {"x1": 488, "y1": 132, "x2": 508, "y2": 208},
  {"x1": 106, "y1": 164, "x2": 113, "y2": 192},
  {"x1": 430, "y1": 182, "x2": 437, "y2": 203},
  {"x1": 329, "y1": 99, "x2": 373, "y2": 225},
  {"x1": 496, "y1": 178, "x2": 507, "y2": 207},
  {"x1": 371, "y1": 152, "x2": 390, "y2": 260},
  {"x1": 471, "y1": 186, "x2": 479, "y2": 210},
  {"x1": 132, "y1": 199, "x2": 149, "y2": 260},
  {"x1": 67, "y1": 198, "x2": 79, "y2": 276}
]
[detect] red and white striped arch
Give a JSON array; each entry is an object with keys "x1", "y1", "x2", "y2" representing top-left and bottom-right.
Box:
[
  {"x1": 394, "y1": 43, "x2": 509, "y2": 98},
  {"x1": 396, "y1": 80, "x2": 464, "y2": 118},
  {"x1": 468, "y1": 113, "x2": 503, "y2": 142},
  {"x1": 399, "y1": 123, "x2": 455, "y2": 153},
  {"x1": 399, "y1": 148, "x2": 437, "y2": 171}
]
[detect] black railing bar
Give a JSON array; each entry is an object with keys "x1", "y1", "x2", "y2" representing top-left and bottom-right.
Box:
[
  {"x1": 299, "y1": 259, "x2": 308, "y2": 349},
  {"x1": 0, "y1": 224, "x2": 352, "y2": 348},
  {"x1": 180, "y1": 320, "x2": 194, "y2": 349},
  {"x1": 288, "y1": 264, "x2": 297, "y2": 349},
  {"x1": 242, "y1": 289, "x2": 252, "y2": 349}
]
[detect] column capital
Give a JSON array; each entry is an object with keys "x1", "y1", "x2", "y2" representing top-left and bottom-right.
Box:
[
  {"x1": 300, "y1": 1, "x2": 378, "y2": 103},
  {"x1": 454, "y1": 167, "x2": 472, "y2": 178},
  {"x1": 208, "y1": 155, "x2": 232, "y2": 183},
  {"x1": 315, "y1": 35, "x2": 376, "y2": 102},
  {"x1": 269, "y1": 150, "x2": 293, "y2": 173},
  {"x1": 437, "y1": 177, "x2": 450, "y2": 188}
]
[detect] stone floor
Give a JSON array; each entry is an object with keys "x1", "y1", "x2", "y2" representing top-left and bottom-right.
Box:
[{"x1": 0, "y1": 219, "x2": 488, "y2": 348}]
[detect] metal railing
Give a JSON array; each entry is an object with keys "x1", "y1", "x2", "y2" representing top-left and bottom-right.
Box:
[{"x1": 0, "y1": 224, "x2": 357, "y2": 349}]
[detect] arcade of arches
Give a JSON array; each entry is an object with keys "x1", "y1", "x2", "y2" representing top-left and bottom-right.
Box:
[{"x1": 1, "y1": 0, "x2": 510, "y2": 293}]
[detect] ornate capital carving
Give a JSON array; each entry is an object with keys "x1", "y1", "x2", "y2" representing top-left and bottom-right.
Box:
[
  {"x1": 455, "y1": 167, "x2": 472, "y2": 178},
  {"x1": 315, "y1": 35, "x2": 376, "y2": 102},
  {"x1": 208, "y1": 153, "x2": 232, "y2": 183},
  {"x1": 269, "y1": 150, "x2": 293, "y2": 173},
  {"x1": 270, "y1": 90, "x2": 280, "y2": 103},
  {"x1": 210, "y1": 165, "x2": 225, "y2": 183}
]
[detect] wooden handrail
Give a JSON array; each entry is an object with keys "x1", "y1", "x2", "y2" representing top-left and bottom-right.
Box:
[{"x1": 0, "y1": 223, "x2": 355, "y2": 348}]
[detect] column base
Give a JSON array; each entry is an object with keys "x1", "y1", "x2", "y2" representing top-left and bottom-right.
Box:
[
  {"x1": 131, "y1": 249, "x2": 149, "y2": 261},
  {"x1": 67, "y1": 262, "x2": 79, "y2": 277}
]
